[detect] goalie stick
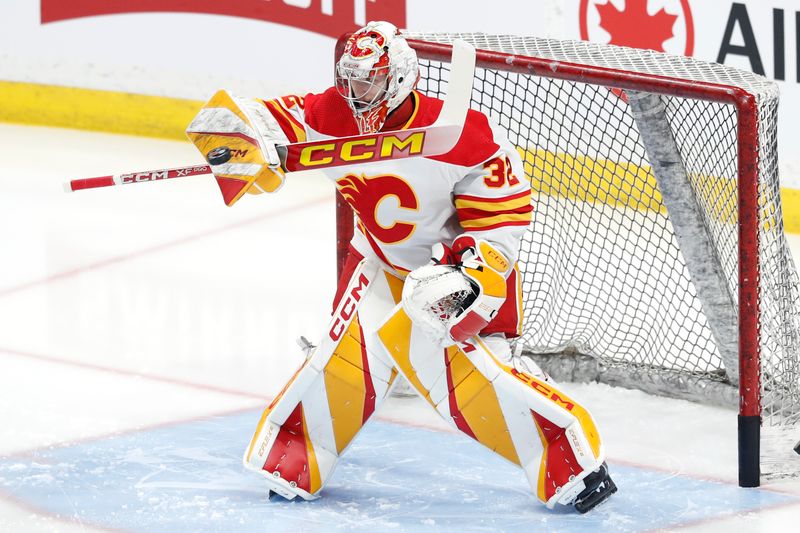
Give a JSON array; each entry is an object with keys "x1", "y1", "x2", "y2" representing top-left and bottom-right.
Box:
[{"x1": 65, "y1": 40, "x2": 476, "y2": 193}]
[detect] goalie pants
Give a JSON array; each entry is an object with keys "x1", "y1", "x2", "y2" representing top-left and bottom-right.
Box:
[{"x1": 243, "y1": 255, "x2": 606, "y2": 508}]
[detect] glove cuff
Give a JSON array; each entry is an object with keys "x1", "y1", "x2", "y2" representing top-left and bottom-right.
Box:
[{"x1": 452, "y1": 235, "x2": 511, "y2": 276}]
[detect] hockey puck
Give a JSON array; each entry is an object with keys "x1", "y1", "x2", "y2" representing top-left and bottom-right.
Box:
[{"x1": 206, "y1": 146, "x2": 232, "y2": 165}]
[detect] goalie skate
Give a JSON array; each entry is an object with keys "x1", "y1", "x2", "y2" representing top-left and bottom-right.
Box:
[{"x1": 571, "y1": 462, "x2": 617, "y2": 513}]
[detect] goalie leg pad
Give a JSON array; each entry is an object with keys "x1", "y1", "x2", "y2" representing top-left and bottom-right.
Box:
[
  {"x1": 376, "y1": 308, "x2": 606, "y2": 507},
  {"x1": 244, "y1": 259, "x2": 399, "y2": 499}
]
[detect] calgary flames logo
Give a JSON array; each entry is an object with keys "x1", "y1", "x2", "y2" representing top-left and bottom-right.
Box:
[
  {"x1": 336, "y1": 174, "x2": 418, "y2": 244},
  {"x1": 580, "y1": 0, "x2": 694, "y2": 56},
  {"x1": 346, "y1": 28, "x2": 387, "y2": 59}
]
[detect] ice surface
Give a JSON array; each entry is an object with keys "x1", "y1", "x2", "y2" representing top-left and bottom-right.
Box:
[
  {"x1": 1, "y1": 412, "x2": 796, "y2": 533},
  {"x1": 1, "y1": 124, "x2": 799, "y2": 531}
]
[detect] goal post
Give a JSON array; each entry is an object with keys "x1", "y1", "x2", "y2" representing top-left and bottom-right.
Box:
[{"x1": 333, "y1": 32, "x2": 800, "y2": 487}]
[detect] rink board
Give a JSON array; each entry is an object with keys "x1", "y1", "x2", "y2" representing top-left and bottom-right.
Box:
[{"x1": 0, "y1": 410, "x2": 796, "y2": 533}]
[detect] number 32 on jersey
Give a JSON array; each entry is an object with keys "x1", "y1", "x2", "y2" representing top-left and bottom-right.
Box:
[{"x1": 483, "y1": 156, "x2": 519, "y2": 188}]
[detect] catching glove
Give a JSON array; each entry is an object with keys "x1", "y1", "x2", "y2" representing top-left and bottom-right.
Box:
[{"x1": 402, "y1": 235, "x2": 510, "y2": 346}]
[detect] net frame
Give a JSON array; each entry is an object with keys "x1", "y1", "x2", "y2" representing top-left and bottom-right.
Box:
[{"x1": 332, "y1": 33, "x2": 793, "y2": 487}]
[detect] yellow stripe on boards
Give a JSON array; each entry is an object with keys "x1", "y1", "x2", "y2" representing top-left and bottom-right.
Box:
[
  {"x1": 523, "y1": 147, "x2": 664, "y2": 214},
  {"x1": 523, "y1": 147, "x2": 800, "y2": 234},
  {"x1": 0, "y1": 81, "x2": 201, "y2": 140},
  {"x1": 3, "y1": 81, "x2": 800, "y2": 235},
  {"x1": 781, "y1": 188, "x2": 800, "y2": 234}
]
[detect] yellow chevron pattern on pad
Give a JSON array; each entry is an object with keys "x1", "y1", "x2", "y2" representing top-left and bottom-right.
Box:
[
  {"x1": 447, "y1": 347, "x2": 521, "y2": 466},
  {"x1": 377, "y1": 307, "x2": 436, "y2": 407},
  {"x1": 323, "y1": 317, "x2": 368, "y2": 454}
]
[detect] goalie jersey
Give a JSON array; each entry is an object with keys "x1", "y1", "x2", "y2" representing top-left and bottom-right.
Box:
[{"x1": 262, "y1": 88, "x2": 532, "y2": 277}]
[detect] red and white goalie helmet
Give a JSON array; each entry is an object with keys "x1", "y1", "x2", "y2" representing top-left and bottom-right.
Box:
[{"x1": 336, "y1": 21, "x2": 420, "y2": 133}]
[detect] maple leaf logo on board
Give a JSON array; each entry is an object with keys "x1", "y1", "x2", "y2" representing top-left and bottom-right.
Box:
[
  {"x1": 596, "y1": 0, "x2": 677, "y2": 52},
  {"x1": 580, "y1": 0, "x2": 694, "y2": 57}
]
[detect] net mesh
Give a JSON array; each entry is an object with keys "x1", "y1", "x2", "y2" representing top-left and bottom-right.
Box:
[{"x1": 401, "y1": 32, "x2": 800, "y2": 476}]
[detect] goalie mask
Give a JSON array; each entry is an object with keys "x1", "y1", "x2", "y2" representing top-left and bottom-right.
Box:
[{"x1": 336, "y1": 21, "x2": 420, "y2": 134}]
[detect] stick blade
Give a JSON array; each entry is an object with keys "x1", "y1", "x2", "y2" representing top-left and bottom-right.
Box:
[{"x1": 435, "y1": 39, "x2": 476, "y2": 129}]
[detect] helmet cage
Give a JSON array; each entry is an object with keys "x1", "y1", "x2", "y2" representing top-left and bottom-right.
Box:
[{"x1": 335, "y1": 63, "x2": 391, "y2": 115}]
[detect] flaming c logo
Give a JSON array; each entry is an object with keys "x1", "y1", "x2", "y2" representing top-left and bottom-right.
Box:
[
  {"x1": 346, "y1": 28, "x2": 388, "y2": 59},
  {"x1": 580, "y1": 0, "x2": 694, "y2": 56},
  {"x1": 336, "y1": 174, "x2": 418, "y2": 244}
]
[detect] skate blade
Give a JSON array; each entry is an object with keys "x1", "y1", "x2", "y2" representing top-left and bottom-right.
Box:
[{"x1": 575, "y1": 478, "x2": 617, "y2": 514}]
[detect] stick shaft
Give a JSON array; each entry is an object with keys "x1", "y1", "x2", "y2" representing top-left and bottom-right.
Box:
[
  {"x1": 68, "y1": 119, "x2": 459, "y2": 192},
  {"x1": 67, "y1": 165, "x2": 212, "y2": 192},
  {"x1": 67, "y1": 40, "x2": 476, "y2": 193}
]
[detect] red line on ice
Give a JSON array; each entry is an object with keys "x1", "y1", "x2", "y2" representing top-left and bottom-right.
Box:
[
  {"x1": 640, "y1": 498, "x2": 800, "y2": 532},
  {"x1": 0, "y1": 486, "x2": 131, "y2": 533},
  {"x1": 0, "y1": 346, "x2": 269, "y2": 402},
  {"x1": 5, "y1": 405, "x2": 262, "y2": 459},
  {"x1": 0, "y1": 195, "x2": 331, "y2": 299}
]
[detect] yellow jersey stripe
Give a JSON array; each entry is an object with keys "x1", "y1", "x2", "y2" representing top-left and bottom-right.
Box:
[
  {"x1": 460, "y1": 211, "x2": 532, "y2": 229},
  {"x1": 455, "y1": 194, "x2": 531, "y2": 212}
]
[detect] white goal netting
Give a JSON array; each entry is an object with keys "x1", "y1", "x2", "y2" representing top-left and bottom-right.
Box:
[{"x1": 402, "y1": 32, "x2": 800, "y2": 478}]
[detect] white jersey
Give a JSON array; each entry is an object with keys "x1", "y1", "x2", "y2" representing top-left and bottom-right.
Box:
[{"x1": 261, "y1": 88, "x2": 532, "y2": 274}]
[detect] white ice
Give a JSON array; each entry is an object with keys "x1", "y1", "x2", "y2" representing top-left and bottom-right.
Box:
[{"x1": 0, "y1": 124, "x2": 799, "y2": 532}]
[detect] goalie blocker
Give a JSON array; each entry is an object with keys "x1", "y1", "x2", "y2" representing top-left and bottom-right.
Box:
[{"x1": 244, "y1": 252, "x2": 614, "y2": 511}]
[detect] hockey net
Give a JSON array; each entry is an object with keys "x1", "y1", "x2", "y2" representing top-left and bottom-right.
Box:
[{"x1": 335, "y1": 32, "x2": 800, "y2": 484}]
